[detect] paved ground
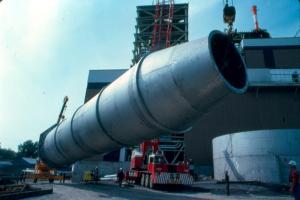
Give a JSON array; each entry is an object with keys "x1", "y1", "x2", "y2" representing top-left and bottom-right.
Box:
[
  {"x1": 25, "y1": 181, "x2": 294, "y2": 200},
  {"x1": 26, "y1": 182, "x2": 203, "y2": 200}
]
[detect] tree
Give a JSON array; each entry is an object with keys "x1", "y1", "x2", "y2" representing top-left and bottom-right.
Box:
[
  {"x1": 17, "y1": 140, "x2": 38, "y2": 158},
  {"x1": 0, "y1": 148, "x2": 16, "y2": 160}
]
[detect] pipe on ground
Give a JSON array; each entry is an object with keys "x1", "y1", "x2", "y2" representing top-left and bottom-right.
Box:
[{"x1": 39, "y1": 31, "x2": 248, "y2": 167}]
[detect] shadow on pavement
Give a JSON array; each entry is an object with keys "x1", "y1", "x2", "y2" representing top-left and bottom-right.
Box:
[{"x1": 63, "y1": 182, "x2": 207, "y2": 200}]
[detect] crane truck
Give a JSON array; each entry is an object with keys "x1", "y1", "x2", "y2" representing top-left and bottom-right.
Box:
[{"x1": 126, "y1": 140, "x2": 193, "y2": 188}]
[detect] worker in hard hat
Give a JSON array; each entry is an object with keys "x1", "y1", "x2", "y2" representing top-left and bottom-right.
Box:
[
  {"x1": 117, "y1": 168, "x2": 125, "y2": 187},
  {"x1": 288, "y1": 160, "x2": 300, "y2": 199},
  {"x1": 188, "y1": 159, "x2": 195, "y2": 180},
  {"x1": 94, "y1": 166, "x2": 99, "y2": 184}
]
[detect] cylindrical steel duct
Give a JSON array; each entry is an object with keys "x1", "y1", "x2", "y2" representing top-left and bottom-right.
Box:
[{"x1": 39, "y1": 31, "x2": 248, "y2": 167}]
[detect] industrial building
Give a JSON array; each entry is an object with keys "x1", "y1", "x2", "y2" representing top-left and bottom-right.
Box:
[
  {"x1": 72, "y1": 36, "x2": 300, "y2": 181},
  {"x1": 1, "y1": 1, "x2": 300, "y2": 199},
  {"x1": 22, "y1": 0, "x2": 298, "y2": 186},
  {"x1": 186, "y1": 37, "x2": 300, "y2": 176},
  {"x1": 68, "y1": 2, "x2": 300, "y2": 183}
]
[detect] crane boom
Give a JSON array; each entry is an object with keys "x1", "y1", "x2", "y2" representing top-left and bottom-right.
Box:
[{"x1": 57, "y1": 96, "x2": 69, "y2": 125}]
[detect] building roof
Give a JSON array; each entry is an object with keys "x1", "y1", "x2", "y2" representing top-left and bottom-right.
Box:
[
  {"x1": 241, "y1": 37, "x2": 300, "y2": 49},
  {"x1": 22, "y1": 157, "x2": 36, "y2": 165},
  {"x1": 87, "y1": 69, "x2": 127, "y2": 84},
  {"x1": 85, "y1": 69, "x2": 128, "y2": 102}
]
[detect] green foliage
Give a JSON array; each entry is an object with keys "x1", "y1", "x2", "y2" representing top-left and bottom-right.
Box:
[
  {"x1": 17, "y1": 140, "x2": 38, "y2": 158},
  {"x1": 0, "y1": 148, "x2": 16, "y2": 160}
]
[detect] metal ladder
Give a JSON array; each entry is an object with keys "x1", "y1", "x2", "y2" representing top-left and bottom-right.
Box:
[{"x1": 151, "y1": 0, "x2": 174, "y2": 51}]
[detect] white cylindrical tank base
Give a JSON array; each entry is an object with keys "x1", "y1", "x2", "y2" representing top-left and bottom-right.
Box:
[{"x1": 213, "y1": 129, "x2": 300, "y2": 184}]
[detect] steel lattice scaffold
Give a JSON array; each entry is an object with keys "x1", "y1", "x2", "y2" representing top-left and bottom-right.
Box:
[{"x1": 132, "y1": 2, "x2": 188, "y2": 65}]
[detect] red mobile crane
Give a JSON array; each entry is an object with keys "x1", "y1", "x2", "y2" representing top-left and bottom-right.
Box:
[{"x1": 126, "y1": 139, "x2": 193, "y2": 188}]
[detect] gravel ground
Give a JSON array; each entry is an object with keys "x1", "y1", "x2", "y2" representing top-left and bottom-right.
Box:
[{"x1": 25, "y1": 181, "x2": 294, "y2": 200}]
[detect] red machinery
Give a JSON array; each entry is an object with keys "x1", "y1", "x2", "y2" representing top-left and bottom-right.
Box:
[
  {"x1": 251, "y1": 5, "x2": 260, "y2": 31},
  {"x1": 126, "y1": 139, "x2": 193, "y2": 188},
  {"x1": 151, "y1": 0, "x2": 174, "y2": 50}
]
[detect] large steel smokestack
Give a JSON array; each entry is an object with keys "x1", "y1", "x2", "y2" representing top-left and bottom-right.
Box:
[{"x1": 39, "y1": 31, "x2": 248, "y2": 167}]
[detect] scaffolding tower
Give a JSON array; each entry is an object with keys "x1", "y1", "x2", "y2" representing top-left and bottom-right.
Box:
[
  {"x1": 132, "y1": 2, "x2": 188, "y2": 65},
  {"x1": 131, "y1": 2, "x2": 189, "y2": 163}
]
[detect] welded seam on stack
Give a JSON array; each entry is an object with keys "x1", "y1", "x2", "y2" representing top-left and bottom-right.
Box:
[
  {"x1": 130, "y1": 54, "x2": 191, "y2": 136},
  {"x1": 53, "y1": 122, "x2": 70, "y2": 162},
  {"x1": 95, "y1": 87, "x2": 129, "y2": 147},
  {"x1": 70, "y1": 105, "x2": 103, "y2": 155}
]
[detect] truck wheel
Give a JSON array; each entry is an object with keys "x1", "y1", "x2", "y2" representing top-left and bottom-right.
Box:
[
  {"x1": 141, "y1": 174, "x2": 145, "y2": 186},
  {"x1": 49, "y1": 178, "x2": 54, "y2": 183},
  {"x1": 33, "y1": 178, "x2": 37, "y2": 183}
]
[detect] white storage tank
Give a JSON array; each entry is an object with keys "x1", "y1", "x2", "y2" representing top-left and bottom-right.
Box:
[{"x1": 213, "y1": 129, "x2": 300, "y2": 184}]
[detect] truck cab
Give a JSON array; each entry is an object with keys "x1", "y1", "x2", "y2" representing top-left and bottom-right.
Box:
[{"x1": 147, "y1": 153, "x2": 167, "y2": 173}]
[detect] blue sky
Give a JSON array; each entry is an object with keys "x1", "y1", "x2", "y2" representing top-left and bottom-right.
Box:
[{"x1": 0, "y1": 0, "x2": 299, "y2": 151}]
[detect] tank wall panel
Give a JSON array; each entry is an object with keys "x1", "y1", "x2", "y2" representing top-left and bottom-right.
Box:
[{"x1": 213, "y1": 129, "x2": 300, "y2": 184}]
